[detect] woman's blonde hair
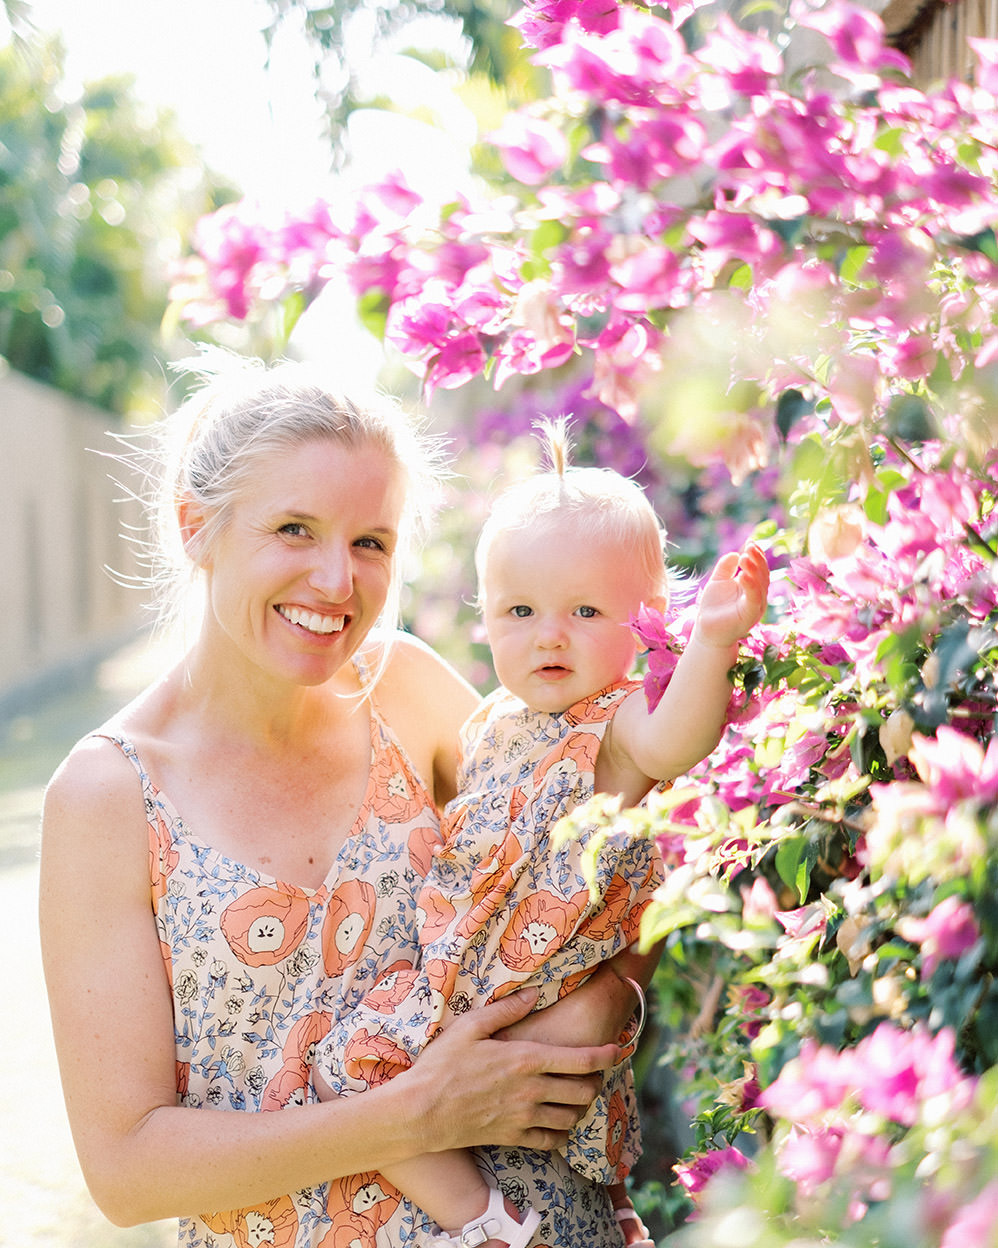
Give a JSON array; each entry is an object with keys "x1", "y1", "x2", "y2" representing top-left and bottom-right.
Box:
[
  {"x1": 138, "y1": 351, "x2": 446, "y2": 639},
  {"x1": 474, "y1": 418, "x2": 670, "y2": 605}
]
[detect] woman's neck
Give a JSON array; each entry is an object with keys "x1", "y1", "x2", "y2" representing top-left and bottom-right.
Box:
[{"x1": 174, "y1": 631, "x2": 364, "y2": 750}]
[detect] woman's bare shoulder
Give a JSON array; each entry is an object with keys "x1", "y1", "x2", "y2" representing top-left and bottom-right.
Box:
[
  {"x1": 42, "y1": 671, "x2": 177, "y2": 832},
  {"x1": 43, "y1": 731, "x2": 145, "y2": 829},
  {"x1": 372, "y1": 630, "x2": 478, "y2": 710}
]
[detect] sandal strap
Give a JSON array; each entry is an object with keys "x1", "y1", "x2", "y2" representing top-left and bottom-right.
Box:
[{"x1": 432, "y1": 1188, "x2": 541, "y2": 1248}]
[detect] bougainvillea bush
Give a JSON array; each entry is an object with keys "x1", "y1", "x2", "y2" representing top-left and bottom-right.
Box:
[{"x1": 172, "y1": 0, "x2": 998, "y2": 1240}]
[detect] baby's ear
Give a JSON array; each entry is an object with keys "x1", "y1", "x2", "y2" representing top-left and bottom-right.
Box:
[{"x1": 644, "y1": 594, "x2": 669, "y2": 615}]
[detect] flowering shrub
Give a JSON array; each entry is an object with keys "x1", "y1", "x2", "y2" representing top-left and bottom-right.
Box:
[{"x1": 172, "y1": 0, "x2": 998, "y2": 1240}]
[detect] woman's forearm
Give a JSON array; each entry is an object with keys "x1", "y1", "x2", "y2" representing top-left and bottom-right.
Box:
[{"x1": 83, "y1": 991, "x2": 615, "y2": 1227}]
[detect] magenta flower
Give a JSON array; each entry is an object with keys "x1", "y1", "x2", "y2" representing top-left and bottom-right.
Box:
[
  {"x1": 909, "y1": 727, "x2": 998, "y2": 806},
  {"x1": 898, "y1": 895, "x2": 980, "y2": 979},
  {"x1": 192, "y1": 200, "x2": 273, "y2": 320},
  {"x1": 797, "y1": 1, "x2": 910, "y2": 83},
  {"x1": 489, "y1": 112, "x2": 568, "y2": 185},
  {"x1": 940, "y1": 1181, "x2": 998, "y2": 1248},
  {"x1": 695, "y1": 15, "x2": 784, "y2": 97},
  {"x1": 509, "y1": 0, "x2": 620, "y2": 50},
  {"x1": 675, "y1": 1146, "x2": 752, "y2": 1199}
]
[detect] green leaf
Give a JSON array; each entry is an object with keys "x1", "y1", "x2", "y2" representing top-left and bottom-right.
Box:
[
  {"x1": 775, "y1": 835, "x2": 811, "y2": 903},
  {"x1": 356, "y1": 289, "x2": 389, "y2": 340}
]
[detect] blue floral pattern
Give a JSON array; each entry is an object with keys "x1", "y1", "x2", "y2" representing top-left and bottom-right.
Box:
[{"x1": 97, "y1": 699, "x2": 626, "y2": 1248}]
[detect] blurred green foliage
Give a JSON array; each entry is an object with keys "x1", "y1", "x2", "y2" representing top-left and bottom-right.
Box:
[{"x1": 0, "y1": 33, "x2": 234, "y2": 415}]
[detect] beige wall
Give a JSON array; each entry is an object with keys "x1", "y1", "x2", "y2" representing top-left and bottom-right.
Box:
[{"x1": 0, "y1": 368, "x2": 149, "y2": 715}]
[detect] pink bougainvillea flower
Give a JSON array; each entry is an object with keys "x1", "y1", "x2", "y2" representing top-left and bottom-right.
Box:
[
  {"x1": 489, "y1": 111, "x2": 568, "y2": 185},
  {"x1": 192, "y1": 200, "x2": 275, "y2": 320},
  {"x1": 897, "y1": 894, "x2": 980, "y2": 978},
  {"x1": 854, "y1": 1024, "x2": 973, "y2": 1124},
  {"x1": 968, "y1": 37, "x2": 998, "y2": 94},
  {"x1": 909, "y1": 727, "x2": 998, "y2": 805},
  {"x1": 611, "y1": 245, "x2": 685, "y2": 312},
  {"x1": 940, "y1": 1180, "x2": 998, "y2": 1248},
  {"x1": 675, "y1": 1146, "x2": 752, "y2": 1199},
  {"x1": 420, "y1": 332, "x2": 489, "y2": 397},
  {"x1": 695, "y1": 15, "x2": 784, "y2": 96},
  {"x1": 509, "y1": 0, "x2": 620, "y2": 50},
  {"x1": 797, "y1": 0, "x2": 910, "y2": 82},
  {"x1": 741, "y1": 875, "x2": 780, "y2": 924}
]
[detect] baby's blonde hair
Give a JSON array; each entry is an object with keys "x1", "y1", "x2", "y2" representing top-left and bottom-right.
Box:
[{"x1": 475, "y1": 418, "x2": 669, "y2": 604}]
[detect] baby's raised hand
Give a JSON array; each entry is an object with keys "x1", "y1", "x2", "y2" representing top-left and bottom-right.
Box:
[{"x1": 692, "y1": 542, "x2": 770, "y2": 649}]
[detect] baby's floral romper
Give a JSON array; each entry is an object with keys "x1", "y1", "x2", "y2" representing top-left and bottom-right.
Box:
[{"x1": 315, "y1": 679, "x2": 665, "y2": 1188}]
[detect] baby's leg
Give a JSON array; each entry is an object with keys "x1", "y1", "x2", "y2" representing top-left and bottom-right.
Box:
[
  {"x1": 607, "y1": 1181, "x2": 654, "y2": 1248},
  {"x1": 384, "y1": 1152, "x2": 540, "y2": 1247}
]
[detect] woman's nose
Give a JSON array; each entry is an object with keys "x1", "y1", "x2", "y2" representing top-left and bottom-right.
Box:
[{"x1": 309, "y1": 542, "x2": 353, "y2": 601}]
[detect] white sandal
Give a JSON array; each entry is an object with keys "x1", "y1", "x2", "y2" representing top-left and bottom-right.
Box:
[{"x1": 428, "y1": 1187, "x2": 542, "y2": 1248}]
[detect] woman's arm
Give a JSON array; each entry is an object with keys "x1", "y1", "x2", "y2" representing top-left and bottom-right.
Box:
[
  {"x1": 40, "y1": 739, "x2": 615, "y2": 1228},
  {"x1": 373, "y1": 631, "x2": 481, "y2": 808}
]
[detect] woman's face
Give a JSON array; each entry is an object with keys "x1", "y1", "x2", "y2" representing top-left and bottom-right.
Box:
[{"x1": 194, "y1": 436, "x2": 406, "y2": 689}]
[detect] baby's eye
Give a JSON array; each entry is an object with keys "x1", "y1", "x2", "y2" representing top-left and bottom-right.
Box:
[
  {"x1": 510, "y1": 605, "x2": 533, "y2": 618},
  {"x1": 575, "y1": 605, "x2": 599, "y2": 618}
]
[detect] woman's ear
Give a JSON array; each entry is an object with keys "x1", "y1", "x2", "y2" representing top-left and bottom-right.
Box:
[{"x1": 177, "y1": 496, "x2": 210, "y2": 565}]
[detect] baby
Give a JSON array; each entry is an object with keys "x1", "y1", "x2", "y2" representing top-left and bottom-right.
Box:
[{"x1": 315, "y1": 424, "x2": 770, "y2": 1248}]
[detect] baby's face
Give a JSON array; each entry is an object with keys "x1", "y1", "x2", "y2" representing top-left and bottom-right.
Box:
[{"x1": 481, "y1": 520, "x2": 654, "y2": 713}]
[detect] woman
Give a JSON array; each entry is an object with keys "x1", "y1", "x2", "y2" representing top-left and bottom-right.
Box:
[{"x1": 39, "y1": 355, "x2": 649, "y2": 1248}]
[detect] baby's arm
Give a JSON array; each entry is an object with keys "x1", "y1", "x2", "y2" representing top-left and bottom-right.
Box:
[{"x1": 611, "y1": 542, "x2": 769, "y2": 788}]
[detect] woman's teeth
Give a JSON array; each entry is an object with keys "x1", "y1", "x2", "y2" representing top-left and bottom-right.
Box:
[{"x1": 278, "y1": 606, "x2": 344, "y2": 635}]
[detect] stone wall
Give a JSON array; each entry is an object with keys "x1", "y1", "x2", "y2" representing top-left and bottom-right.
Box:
[{"x1": 0, "y1": 368, "x2": 150, "y2": 716}]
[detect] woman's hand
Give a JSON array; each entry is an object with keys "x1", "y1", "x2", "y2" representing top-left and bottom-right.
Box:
[{"x1": 400, "y1": 988, "x2": 621, "y2": 1153}]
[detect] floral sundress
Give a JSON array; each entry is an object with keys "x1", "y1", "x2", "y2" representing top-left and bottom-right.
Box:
[
  {"x1": 315, "y1": 679, "x2": 666, "y2": 1187},
  {"x1": 97, "y1": 696, "x2": 626, "y2": 1248}
]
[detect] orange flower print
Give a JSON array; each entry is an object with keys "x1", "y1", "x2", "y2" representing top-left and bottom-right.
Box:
[
  {"x1": 605, "y1": 1089, "x2": 628, "y2": 1174},
  {"x1": 498, "y1": 888, "x2": 591, "y2": 973},
  {"x1": 408, "y1": 821, "x2": 443, "y2": 878},
  {"x1": 281, "y1": 1010, "x2": 333, "y2": 1066},
  {"x1": 564, "y1": 685, "x2": 628, "y2": 725},
  {"x1": 261, "y1": 1011, "x2": 333, "y2": 1110},
  {"x1": 149, "y1": 809, "x2": 179, "y2": 904},
  {"x1": 176, "y1": 1061, "x2": 189, "y2": 1101},
  {"x1": 579, "y1": 870, "x2": 635, "y2": 942},
  {"x1": 322, "y1": 879, "x2": 377, "y2": 977},
  {"x1": 220, "y1": 886, "x2": 312, "y2": 968},
  {"x1": 261, "y1": 1061, "x2": 309, "y2": 1111},
  {"x1": 417, "y1": 886, "x2": 457, "y2": 944},
  {"x1": 319, "y1": 1174, "x2": 402, "y2": 1246},
  {"x1": 342, "y1": 1027, "x2": 412, "y2": 1087},
  {"x1": 202, "y1": 1193, "x2": 299, "y2": 1248},
  {"x1": 454, "y1": 831, "x2": 526, "y2": 942},
  {"x1": 424, "y1": 956, "x2": 458, "y2": 1004},
  {"x1": 362, "y1": 963, "x2": 422, "y2": 1013},
  {"x1": 370, "y1": 751, "x2": 427, "y2": 825}
]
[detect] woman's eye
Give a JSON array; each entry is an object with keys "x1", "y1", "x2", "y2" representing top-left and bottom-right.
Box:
[
  {"x1": 355, "y1": 535, "x2": 387, "y2": 552},
  {"x1": 279, "y1": 522, "x2": 309, "y2": 538},
  {"x1": 511, "y1": 605, "x2": 533, "y2": 618},
  {"x1": 576, "y1": 605, "x2": 598, "y2": 618}
]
